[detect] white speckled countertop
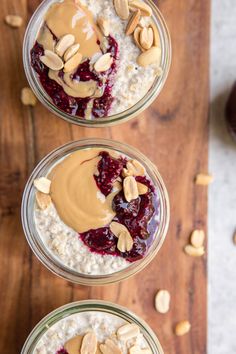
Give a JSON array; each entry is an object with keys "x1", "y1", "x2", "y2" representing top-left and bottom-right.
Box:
[{"x1": 209, "y1": 0, "x2": 236, "y2": 353}]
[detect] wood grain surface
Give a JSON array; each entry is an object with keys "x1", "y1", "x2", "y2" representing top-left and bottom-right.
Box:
[{"x1": 0, "y1": 0, "x2": 210, "y2": 353}]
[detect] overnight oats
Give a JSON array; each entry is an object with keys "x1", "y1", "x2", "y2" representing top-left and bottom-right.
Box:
[
  {"x1": 21, "y1": 301, "x2": 164, "y2": 354},
  {"x1": 21, "y1": 139, "x2": 169, "y2": 284},
  {"x1": 23, "y1": 0, "x2": 171, "y2": 125}
]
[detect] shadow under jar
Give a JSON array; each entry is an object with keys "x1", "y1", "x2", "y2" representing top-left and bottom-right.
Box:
[
  {"x1": 21, "y1": 300, "x2": 164, "y2": 354},
  {"x1": 21, "y1": 139, "x2": 170, "y2": 285},
  {"x1": 23, "y1": 0, "x2": 171, "y2": 127}
]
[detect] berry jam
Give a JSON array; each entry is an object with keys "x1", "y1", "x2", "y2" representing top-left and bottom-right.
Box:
[
  {"x1": 31, "y1": 34, "x2": 119, "y2": 119},
  {"x1": 57, "y1": 349, "x2": 68, "y2": 354},
  {"x1": 80, "y1": 152, "x2": 159, "y2": 262},
  {"x1": 94, "y1": 151, "x2": 126, "y2": 196}
]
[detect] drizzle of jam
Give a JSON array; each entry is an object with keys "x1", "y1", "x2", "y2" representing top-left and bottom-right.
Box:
[
  {"x1": 30, "y1": 35, "x2": 119, "y2": 119},
  {"x1": 80, "y1": 152, "x2": 159, "y2": 262}
]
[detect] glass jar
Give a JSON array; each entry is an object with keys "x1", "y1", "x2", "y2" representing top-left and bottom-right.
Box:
[
  {"x1": 23, "y1": 0, "x2": 171, "y2": 127},
  {"x1": 21, "y1": 139, "x2": 170, "y2": 285},
  {"x1": 21, "y1": 300, "x2": 164, "y2": 353}
]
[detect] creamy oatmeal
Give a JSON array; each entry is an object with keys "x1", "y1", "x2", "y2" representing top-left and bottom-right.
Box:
[
  {"x1": 33, "y1": 147, "x2": 160, "y2": 275},
  {"x1": 34, "y1": 311, "x2": 152, "y2": 354},
  {"x1": 30, "y1": 0, "x2": 163, "y2": 119}
]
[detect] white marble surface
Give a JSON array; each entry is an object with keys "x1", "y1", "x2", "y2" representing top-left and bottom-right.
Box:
[{"x1": 209, "y1": 0, "x2": 236, "y2": 353}]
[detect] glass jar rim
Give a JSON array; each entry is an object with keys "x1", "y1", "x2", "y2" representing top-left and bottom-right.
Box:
[
  {"x1": 21, "y1": 300, "x2": 164, "y2": 354},
  {"x1": 23, "y1": 0, "x2": 172, "y2": 127},
  {"x1": 21, "y1": 138, "x2": 170, "y2": 285}
]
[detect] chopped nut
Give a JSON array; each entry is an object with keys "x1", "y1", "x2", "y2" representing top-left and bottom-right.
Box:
[
  {"x1": 5, "y1": 14, "x2": 23, "y2": 28},
  {"x1": 33, "y1": 177, "x2": 51, "y2": 194},
  {"x1": 110, "y1": 221, "x2": 129, "y2": 237},
  {"x1": 190, "y1": 229, "x2": 205, "y2": 248},
  {"x1": 195, "y1": 173, "x2": 213, "y2": 186},
  {"x1": 21, "y1": 87, "x2": 37, "y2": 106},
  {"x1": 117, "y1": 230, "x2": 134, "y2": 252},
  {"x1": 133, "y1": 27, "x2": 144, "y2": 52},
  {"x1": 94, "y1": 53, "x2": 113, "y2": 72},
  {"x1": 175, "y1": 321, "x2": 191, "y2": 336},
  {"x1": 122, "y1": 168, "x2": 133, "y2": 177},
  {"x1": 100, "y1": 339, "x2": 122, "y2": 354},
  {"x1": 117, "y1": 323, "x2": 140, "y2": 341},
  {"x1": 150, "y1": 21, "x2": 160, "y2": 47},
  {"x1": 184, "y1": 244, "x2": 205, "y2": 257},
  {"x1": 140, "y1": 27, "x2": 154, "y2": 50},
  {"x1": 126, "y1": 10, "x2": 141, "y2": 36},
  {"x1": 114, "y1": 0, "x2": 130, "y2": 20},
  {"x1": 35, "y1": 191, "x2": 51, "y2": 210},
  {"x1": 40, "y1": 50, "x2": 64, "y2": 71},
  {"x1": 64, "y1": 334, "x2": 83, "y2": 353},
  {"x1": 123, "y1": 176, "x2": 139, "y2": 202},
  {"x1": 97, "y1": 17, "x2": 110, "y2": 36},
  {"x1": 55, "y1": 34, "x2": 75, "y2": 57},
  {"x1": 129, "y1": 346, "x2": 152, "y2": 354},
  {"x1": 155, "y1": 289, "x2": 171, "y2": 314},
  {"x1": 126, "y1": 159, "x2": 146, "y2": 176},
  {"x1": 137, "y1": 182, "x2": 148, "y2": 195},
  {"x1": 81, "y1": 332, "x2": 97, "y2": 354},
  {"x1": 64, "y1": 52, "x2": 83, "y2": 73},
  {"x1": 137, "y1": 46, "x2": 161, "y2": 67},
  {"x1": 64, "y1": 43, "x2": 80, "y2": 61},
  {"x1": 129, "y1": 0, "x2": 152, "y2": 17}
]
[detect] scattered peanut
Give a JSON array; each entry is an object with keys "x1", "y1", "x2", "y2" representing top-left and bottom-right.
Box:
[
  {"x1": 190, "y1": 229, "x2": 205, "y2": 248},
  {"x1": 155, "y1": 289, "x2": 171, "y2": 314},
  {"x1": 64, "y1": 52, "x2": 83, "y2": 73},
  {"x1": 195, "y1": 173, "x2": 213, "y2": 186},
  {"x1": 114, "y1": 0, "x2": 130, "y2": 20},
  {"x1": 137, "y1": 46, "x2": 161, "y2": 67},
  {"x1": 55, "y1": 34, "x2": 75, "y2": 57},
  {"x1": 184, "y1": 244, "x2": 205, "y2": 257},
  {"x1": 40, "y1": 50, "x2": 64, "y2": 71},
  {"x1": 33, "y1": 177, "x2": 51, "y2": 194},
  {"x1": 81, "y1": 332, "x2": 97, "y2": 354},
  {"x1": 5, "y1": 14, "x2": 23, "y2": 28},
  {"x1": 123, "y1": 176, "x2": 139, "y2": 202},
  {"x1": 129, "y1": 0, "x2": 152, "y2": 17},
  {"x1": 94, "y1": 53, "x2": 113, "y2": 72},
  {"x1": 137, "y1": 182, "x2": 148, "y2": 195},
  {"x1": 126, "y1": 10, "x2": 141, "y2": 35},
  {"x1": 175, "y1": 320, "x2": 191, "y2": 336},
  {"x1": 21, "y1": 87, "x2": 37, "y2": 106},
  {"x1": 117, "y1": 323, "x2": 140, "y2": 341},
  {"x1": 35, "y1": 191, "x2": 52, "y2": 210}
]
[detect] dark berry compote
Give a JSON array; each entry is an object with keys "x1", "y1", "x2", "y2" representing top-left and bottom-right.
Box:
[{"x1": 80, "y1": 151, "x2": 160, "y2": 263}]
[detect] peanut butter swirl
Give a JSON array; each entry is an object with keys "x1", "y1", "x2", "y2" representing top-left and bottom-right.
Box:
[{"x1": 49, "y1": 149, "x2": 121, "y2": 233}]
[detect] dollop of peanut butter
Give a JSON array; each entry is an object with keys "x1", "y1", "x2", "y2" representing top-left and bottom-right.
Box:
[
  {"x1": 49, "y1": 149, "x2": 121, "y2": 233},
  {"x1": 42, "y1": 0, "x2": 102, "y2": 58}
]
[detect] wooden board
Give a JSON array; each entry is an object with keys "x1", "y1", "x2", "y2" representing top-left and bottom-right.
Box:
[{"x1": 0, "y1": 0, "x2": 209, "y2": 353}]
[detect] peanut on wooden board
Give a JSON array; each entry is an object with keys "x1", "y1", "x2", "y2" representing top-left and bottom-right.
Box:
[
  {"x1": 5, "y1": 14, "x2": 23, "y2": 28},
  {"x1": 155, "y1": 289, "x2": 171, "y2": 314},
  {"x1": 21, "y1": 87, "x2": 37, "y2": 106},
  {"x1": 184, "y1": 244, "x2": 205, "y2": 257},
  {"x1": 175, "y1": 320, "x2": 191, "y2": 336},
  {"x1": 190, "y1": 229, "x2": 205, "y2": 248},
  {"x1": 195, "y1": 173, "x2": 213, "y2": 185}
]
